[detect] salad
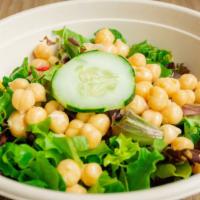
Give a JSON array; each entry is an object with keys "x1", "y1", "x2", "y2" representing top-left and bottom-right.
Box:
[{"x1": 0, "y1": 27, "x2": 200, "y2": 194}]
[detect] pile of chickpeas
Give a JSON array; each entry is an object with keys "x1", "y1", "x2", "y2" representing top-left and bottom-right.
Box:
[
  {"x1": 8, "y1": 77, "x2": 111, "y2": 193},
  {"x1": 6, "y1": 28, "x2": 200, "y2": 190},
  {"x1": 85, "y1": 28, "x2": 130, "y2": 57},
  {"x1": 6, "y1": 40, "x2": 114, "y2": 193},
  {"x1": 127, "y1": 52, "x2": 200, "y2": 152}
]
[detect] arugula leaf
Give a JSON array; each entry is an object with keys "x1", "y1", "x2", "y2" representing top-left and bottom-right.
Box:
[
  {"x1": 127, "y1": 148, "x2": 164, "y2": 190},
  {"x1": 2, "y1": 58, "x2": 29, "y2": 87},
  {"x1": 53, "y1": 27, "x2": 89, "y2": 59},
  {"x1": 109, "y1": 28, "x2": 126, "y2": 43},
  {"x1": 104, "y1": 135, "x2": 139, "y2": 168},
  {"x1": 154, "y1": 162, "x2": 192, "y2": 179},
  {"x1": 182, "y1": 116, "x2": 200, "y2": 144},
  {"x1": 128, "y1": 41, "x2": 173, "y2": 77},
  {"x1": 89, "y1": 172, "x2": 125, "y2": 193}
]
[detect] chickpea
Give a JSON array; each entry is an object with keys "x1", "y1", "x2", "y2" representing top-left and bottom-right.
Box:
[
  {"x1": 95, "y1": 28, "x2": 115, "y2": 45},
  {"x1": 25, "y1": 107, "x2": 47, "y2": 125},
  {"x1": 126, "y1": 95, "x2": 148, "y2": 115},
  {"x1": 195, "y1": 88, "x2": 200, "y2": 103},
  {"x1": 135, "y1": 81, "x2": 152, "y2": 99},
  {"x1": 185, "y1": 90, "x2": 195, "y2": 104},
  {"x1": 162, "y1": 102, "x2": 183, "y2": 125},
  {"x1": 12, "y1": 89, "x2": 35, "y2": 113},
  {"x1": 57, "y1": 159, "x2": 81, "y2": 187},
  {"x1": 30, "y1": 58, "x2": 50, "y2": 69},
  {"x1": 66, "y1": 184, "x2": 87, "y2": 194},
  {"x1": 76, "y1": 112, "x2": 95, "y2": 123},
  {"x1": 65, "y1": 128, "x2": 80, "y2": 137},
  {"x1": 103, "y1": 44, "x2": 118, "y2": 54},
  {"x1": 81, "y1": 163, "x2": 102, "y2": 186},
  {"x1": 80, "y1": 123, "x2": 102, "y2": 149},
  {"x1": 160, "y1": 124, "x2": 181, "y2": 144},
  {"x1": 34, "y1": 43, "x2": 53, "y2": 60},
  {"x1": 192, "y1": 163, "x2": 200, "y2": 174},
  {"x1": 142, "y1": 110, "x2": 163, "y2": 127},
  {"x1": 171, "y1": 137, "x2": 194, "y2": 151},
  {"x1": 147, "y1": 86, "x2": 168, "y2": 111},
  {"x1": 135, "y1": 67, "x2": 153, "y2": 82},
  {"x1": 49, "y1": 111, "x2": 69, "y2": 134},
  {"x1": 65, "y1": 119, "x2": 84, "y2": 137},
  {"x1": 179, "y1": 74, "x2": 197, "y2": 90},
  {"x1": 128, "y1": 53, "x2": 146, "y2": 67},
  {"x1": 172, "y1": 90, "x2": 188, "y2": 106},
  {"x1": 9, "y1": 78, "x2": 29, "y2": 90},
  {"x1": 88, "y1": 114, "x2": 110, "y2": 136},
  {"x1": 146, "y1": 64, "x2": 161, "y2": 82},
  {"x1": 196, "y1": 81, "x2": 200, "y2": 89},
  {"x1": 114, "y1": 39, "x2": 129, "y2": 57},
  {"x1": 8, "y1": 112, "x2": 26, "y2": 137},
  {"x1": 28, "y1": 83, "x2": 46, "y2": 102},
  {"x1": 48, "y1": 56, "x2": 59, "y2": 65},
  {"x1": 45, "y1": 100, "x2": 64, "y2": 114},
  {"x1": 155, "y1": 78, "x2": 180, "y2": 97}
]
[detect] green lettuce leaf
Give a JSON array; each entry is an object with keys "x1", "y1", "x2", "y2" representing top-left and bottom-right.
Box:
[
  {"x1": 27, "y1": 118, "x2": 51, "y2": 136},
  {"x1": 109, "y1": 28, "x2": 126, "y2": 43},
  {"x1": 182, "y1": 116, "x2": 200, "y2": 144},
  {"x1": 2, "y1": 58, "x2": 29, "y2": 87},
  {"x1": 78, "y1": 141, "x2": 111, "y2": 162},
  {"x1": 19, "y1": 152, "x2": 65, "y2": 191},
  {"x1": 53, "y1": 27, "x2": 89, "y2": 59},
  {"x1": 0, "y1": 142, "x2": 65, "y2": 191},
  {"x1": 0, "y1": 89, "x2": 13, "y2": 128},
  {"x1": 104, "y1": 134, "x2": 139, "y2": 168},
  {"x1": 128, "y1": 41, "x2": 173, "y2": 77},
  {"x1": 127, "y1": 148, "x2": 164, "y2": 190},
  {"x1": 154, "y1": 162, "x2": 192, "y2": 179},
  {"x1": 153, "y1": 139, "x2": 167, "y2": 152},
  {"x1": 89, "y1": 171, "x2": 125, "y2": 193}
]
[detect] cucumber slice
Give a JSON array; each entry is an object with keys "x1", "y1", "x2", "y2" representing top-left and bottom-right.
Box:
[{"x1": 52, "y1": 51, "x2": 135, "y2": 112}]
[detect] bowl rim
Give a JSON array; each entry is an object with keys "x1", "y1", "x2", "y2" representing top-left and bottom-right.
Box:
[{"x1": 0, "y1": 0, "x2": 200, "y2": 200}]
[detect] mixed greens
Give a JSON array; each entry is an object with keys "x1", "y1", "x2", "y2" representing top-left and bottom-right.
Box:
[{"x1": 0, "y1": 27, "x2": 199, "y2": 194}]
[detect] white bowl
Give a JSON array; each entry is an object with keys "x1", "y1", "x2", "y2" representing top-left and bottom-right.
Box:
[{"x1": 0, "y1": 0, "x2": 200, "y2": 200}]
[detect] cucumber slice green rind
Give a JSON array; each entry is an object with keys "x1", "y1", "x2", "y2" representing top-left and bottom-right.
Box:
[{"x1": 52, "y1": 51, "x2": 135, "y2": 112}]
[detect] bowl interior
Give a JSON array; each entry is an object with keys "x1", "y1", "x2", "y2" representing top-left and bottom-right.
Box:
[{"x1": 0, "y1": 1, "x2": 200, "y2": 200}]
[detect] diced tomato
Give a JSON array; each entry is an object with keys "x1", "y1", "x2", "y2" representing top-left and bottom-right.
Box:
[{"x1": 36, "y1": 65, "x2": 50, "y2": 71}]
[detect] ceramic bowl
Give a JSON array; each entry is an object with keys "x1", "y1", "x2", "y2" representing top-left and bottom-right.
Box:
[{"x1": 0, "y1": 0, "x2": 200, "y2": 199}]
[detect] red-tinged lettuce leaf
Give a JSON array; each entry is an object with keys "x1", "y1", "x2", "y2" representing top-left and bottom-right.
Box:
[
  {"x1": 164, "y1": 148, "x2": 200, "y2": 164},
  {"x1": 182, "y1": 104, "x2": 200, "y2": 116},
  {"x1": 154, "y1": 162, "x2": 192, "y2": 179},
  {"x1": 127, "y1": 148, "x2": 164, "y2": 191},
  {"x1": 89, "y1": 171, "x2": 125, "y2": 193},
  {"x1": 53, "y1": 27, "x2": 90, "y2": 59},
  {"x1": 167, "y1": 62, "x2": 190, "y2": 78}
]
